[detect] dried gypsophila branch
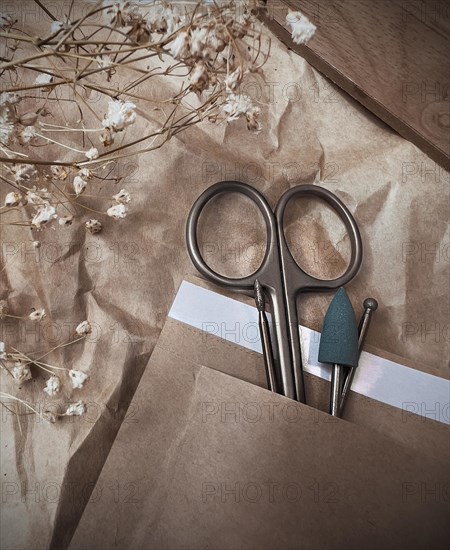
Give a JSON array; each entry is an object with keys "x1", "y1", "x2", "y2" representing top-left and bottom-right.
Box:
[
  {"x1": 0, "y1": 1, "x2": 274, "y2": 235},
  {"x1": 0, "y1": 319, "x2": 91, "y2": 415},
  {"x1": 0, "y1": 392, "x2": 87, "y2": 424},
  {"x1": 0, "y1": 1, "x2": 315, "y2": 431}
]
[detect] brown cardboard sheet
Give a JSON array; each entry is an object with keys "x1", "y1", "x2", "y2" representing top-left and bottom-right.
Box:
[{"x1": 69, "y1": 312, "x2": 450, "y2": 550}]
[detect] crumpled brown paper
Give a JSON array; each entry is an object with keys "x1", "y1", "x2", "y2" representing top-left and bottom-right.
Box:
[{"x1": 1, "y1": 4, "x2": 449, "y2": 550}]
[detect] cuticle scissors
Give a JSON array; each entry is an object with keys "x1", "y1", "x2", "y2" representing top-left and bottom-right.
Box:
[{"x1": 186, "y1": 181, "x2": 363, "y2": 404}]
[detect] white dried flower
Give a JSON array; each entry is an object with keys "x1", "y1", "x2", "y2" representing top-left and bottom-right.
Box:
[
  {"x1": 224, "y1": 68, "x2": 242, "y2": 92},
  {"x1": 0, "y1": 341, "x2": 6, "y2": 360},
  {"x1": 18, "y1": 125, "x2": 37, "y2": 145},
  {"x1": 170, "y1": 32, "x2": 190, "y2": 60},
  {"x1": 0, "y1": 92, "x2": 20, "y2": 106},
  {"x1": 147, "y1": 3, "x2": 180, "y2": 34},
  {"x1": 223, "y1": 93, "x2": 261, "y2": 132},
  {"x1": 190, "y1": 27, "x2": 209, "y2": 58},
  {"x1": 59, "y1": 215, "x2": 73, "y2": 226},
  {"x1": 51, "y1": 165, "x2": 68, "y2": 180},
  {"x1": 96, "y1": 54, "x2": 112, "y2": 69},
  {"x1": 286, "y1": 11, "x2": 316, "y2": 45},
  {"x1": 5, "y1": 191, "x2": 22, "y2": 207},
  {"x1": 78, "y1": 168, "x2": 93, "y2": 180},
  {"x1": 75, "y1": 320, "x2": 91, "y2": 336},
  {"x1": 107, "y1": 204, "x2": 127, "y2": 219},
  {"x1": 113, "y1": 189, "x2": 131, "y2": 204},
  {"x1": 50, "y1": 17, "x2": 70, "y2": 34},
  {"x1": 0, "y1": 107, "x2": 14, "y2": 145},
  {"x1": 65, "y1": 400, "x2": 86, "y2": 416},
  {"x1": 0, "y1": 13, "x2": 15, "y2": 29},
  {"x1": 102, "y1": 100, "x2": 136, "y2": 132},
  {"x1": 43, "y1": 409, "x2": 58, "y2": 423},
  {"x1": 69, "y1": 369, "x2": 89, "y2": 389},
  {"x1": 85, "y1": 219, "x2": 102, "y2": 234},
  {"x1": 190, "y1": 61, "x2": 209, "y2": 92},
  {"x1": 34, "y1": 73, "x2": 54, "y2": 86},
  {"x1": 85, "y1": 147, "x2": 99, "y2": 160},
  {"x1": 11, "y1": 164, "x2": 36, "y2": 183},
  {"x1": 73, "y1": 175, "x2": 87, "y2": 195},
  {"x1": 44, "y1": 375, "x2": 61, "y2": 396},
  {"x1": 32, "y1": 204, "x2": 57, "y2": 228},
  {"x1": 26, "y1": 189, "x2": 48, "y2": 205},
  {"x1": 12, "y1": 362, "x2": 32, "y2": 384},
  {"x1": 29, "y1": 308, "x2": 46, "y2": 322},
  {"x1": 50, "y1": 20, "x2": 63, "y2": 33},
  {"x1": 33, "y1": 240, "x2": 41, "y2": 249},
  {"x1": 106, "y1": 1, "x2": 141, "y2": 27}
]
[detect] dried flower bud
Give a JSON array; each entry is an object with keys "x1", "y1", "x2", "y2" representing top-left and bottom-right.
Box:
[
  {"x1": 113, "y1": 189, "x2": 131, "y2": 204},
  {"x1": 0, "y1": 341, "x2": 6, "y2": 360},
  {"x1": 0, "y1": 13, "x2": 15, "y2": 29},
  {"x1": 170, "y1": 32, "x2": 190, "y2": 60},
  {"x1": 12, "y1": 362, "x2": 32, "y2": 384},
  {"x1": 78, "y1": 168, "x2": 93, "y2": 180},
  {"x1": 33, "y1": 241, "x2": 41, "y2": 249},
  {"x1": 189, "y1": 61, "x2": 209, "y2": 92},
  {"x1": 69, "y1": 369, "x2": 89, "y2": 389},
  {"x1": 107, "y1": 204, "x2": 128, "y2": 219},
  {"x1": 5, "y1": 192, "x2": 22, "y2": 207},
  {"x1": 224, "y1": 68, "x2": 242, "y2": 92},
  {"x1": 85, "y1": 219, "x2": 102, "y2": 234},
  {"x1": 73, "y1": 176, "x2": 87, "y2": 196},
  {"x1": 96, "y1": 54, "x2": 113, "y2": 69},
  {"x1": 100, "y1": 128, "x2": 115, "y2": 146},
  {"x1": 223, "y1": 92, "x2": 261, "y2": 132},
  {"x1": 29, "y1": 308, "x2": 46, "y2": 322},
  {"x1": 75, "y1": 320, "x2": 91, "y2": 336},
  {"x1": 286, "y1": 11, "x2": 316, "y2": 45},
  {"x1": 51, "y1": 165, "x2": 68, "y2": 180},
  {"x1": 18, "y1": 126, "x2": 37, "y2": 145},
  {"x1": 59, "y1": 216, "x2": 73, "y2": 226},
  {"x1": 11, "y1": 164, "x2": 36, "y2": 184},
  {"x1": 0, "y1": 300, "x2": 8, "y2": 319},
  {"x1": 34, "y1": 73, "x2": 54, "y2": 90},
  {"x1": 32, "y1": 204, "x2": 57, "y2": 228},
  {"x1": 44, "y1": 375, "x2": 61, "y2": 396},
  {"x1": 85, "y1": 147, "x2": 99, "y2": 160},
  {"x1": 65, "y1": 400, "x2": 86, "y2": 416},
  {"x1": 102, "y1": 100, "x2": 136, "y2": 132},
  {"x1": 42, "y1": 410, "x2": 58, "y2": 423}
]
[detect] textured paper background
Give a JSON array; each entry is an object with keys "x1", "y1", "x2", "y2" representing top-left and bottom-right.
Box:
[{"x1": 1, "y1": 3, "x2": 449, "y2": 549}]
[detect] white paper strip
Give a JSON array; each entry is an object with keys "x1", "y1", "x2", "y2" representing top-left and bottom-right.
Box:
[{"x1": 169, "y1": 281, "x2": 450, "y2": 425}]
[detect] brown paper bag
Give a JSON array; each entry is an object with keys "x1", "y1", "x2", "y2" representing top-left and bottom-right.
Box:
[{"x1": 69, "y1": 280, "x2": 450, "y2": 550}]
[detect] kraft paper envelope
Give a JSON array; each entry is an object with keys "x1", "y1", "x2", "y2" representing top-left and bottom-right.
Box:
[{"x1": 70, "y1": 280, "x2": 450, "y2": 550}]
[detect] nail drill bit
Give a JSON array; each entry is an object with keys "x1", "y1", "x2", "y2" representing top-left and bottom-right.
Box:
[
  {"x1": 254, "y1": 279, "x2": 278, "y2": 393},
  {"x1": 318, "y1": 288, "x2": 359, "y2": 417},
  {"x1": 339, "y1": 298, "x2": 378, "y2": 416}
]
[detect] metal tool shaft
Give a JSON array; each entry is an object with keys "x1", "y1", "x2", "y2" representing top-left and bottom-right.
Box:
[
  {"x1": 255, "y1": 280, "x2": 278, "y2": 393},
  {"x1": 339, "y1": 298, "x2": 378, "y2": 416},
  {"x1": 329, "y1": 364, "x2": 343, "y2": 416}
]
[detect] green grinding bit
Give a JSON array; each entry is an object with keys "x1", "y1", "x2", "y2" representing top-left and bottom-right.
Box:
[{"x1": 318, "y1": 287, "x2": 359, "y2": 368}]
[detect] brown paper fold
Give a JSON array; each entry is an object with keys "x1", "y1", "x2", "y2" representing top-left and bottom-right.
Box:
[{"x1": 69, "y1": 311, "x2": 450, "y2": 550}]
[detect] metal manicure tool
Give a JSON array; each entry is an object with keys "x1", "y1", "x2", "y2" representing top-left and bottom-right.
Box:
[{"x1": 186, "y1": 180, "x2": 363, "y2": 403}]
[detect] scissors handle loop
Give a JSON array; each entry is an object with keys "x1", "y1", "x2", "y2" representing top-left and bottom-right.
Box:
[
  {"x1": 276, "y1": 184, "x2": 363, "y2": 292},
  {"x1": 186, "y1": 181, "x2": 276, "y2": 291}
]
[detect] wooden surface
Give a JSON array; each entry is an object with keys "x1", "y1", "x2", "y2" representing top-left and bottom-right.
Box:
[{"x1": 260, "y1": 0, "x2": 450, "y2": 168}]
